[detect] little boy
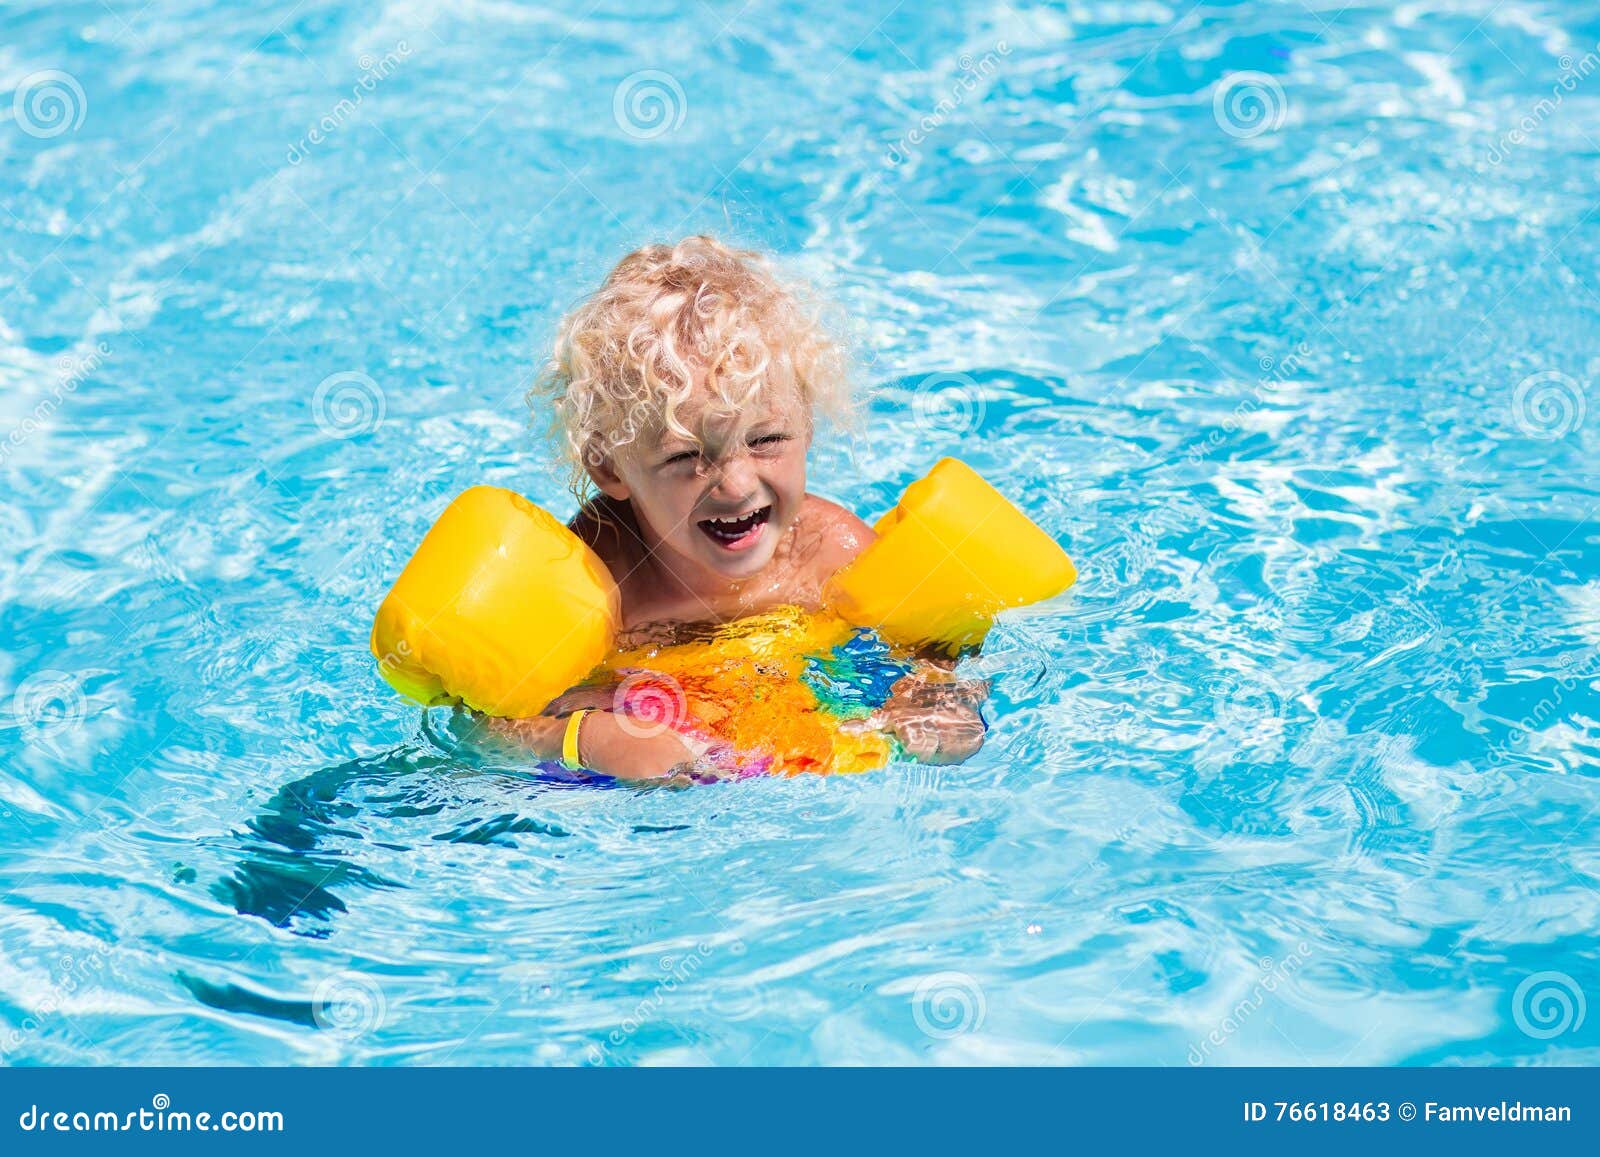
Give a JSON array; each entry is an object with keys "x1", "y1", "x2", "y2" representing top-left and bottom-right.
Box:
[{"x1": 496, "y1": 237, "x2": 986, "y2": 779}]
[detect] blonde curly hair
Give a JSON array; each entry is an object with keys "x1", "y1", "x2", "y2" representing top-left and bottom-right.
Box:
[{"x1": 532, "y1": 236, "x2": 849, "y2": 499}]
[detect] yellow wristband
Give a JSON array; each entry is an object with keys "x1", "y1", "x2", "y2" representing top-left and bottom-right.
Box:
[{"x1": 560, "y1": 709, "x2": 591, "y2": 771}]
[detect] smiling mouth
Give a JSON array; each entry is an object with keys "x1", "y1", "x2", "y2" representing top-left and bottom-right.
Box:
[{"x1": 696, "y1": 505, "x2": 772, "y2": 551}]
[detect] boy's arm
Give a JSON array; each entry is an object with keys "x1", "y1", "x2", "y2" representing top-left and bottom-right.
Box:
[
  {"x1": 809, "y1": 495, "x2": 989, "y2": 763},
  {"x1": 486, "y1": 710, "x2": 695, "y2": 780}
]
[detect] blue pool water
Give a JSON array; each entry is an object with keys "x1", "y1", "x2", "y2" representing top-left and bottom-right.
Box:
[{"x1": 3, "y1": 0, "x2": 1599, "y2": 1065}]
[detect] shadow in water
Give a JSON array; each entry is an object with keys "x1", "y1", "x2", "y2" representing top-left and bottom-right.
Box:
[
  {"x1": 177, "y1": 970, "x2": 322, "y2": 1027},
  {"x1": 213, "y1": 716, "x2": 603, "y2": 938},
  {"x1": 211, "y1": 746, "x2": 431, "y2": 938}
]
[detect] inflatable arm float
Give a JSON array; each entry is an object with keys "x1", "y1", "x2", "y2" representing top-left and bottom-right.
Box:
[{"x1": 370, "y1": 458, "x2": 1076, "y2": 718}]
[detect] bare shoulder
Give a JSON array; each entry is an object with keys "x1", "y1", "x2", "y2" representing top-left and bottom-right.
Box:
[
  {"x1": 798, "y1": 492, "x2": 877, "y2": 579},
  {"x1": 568, "y1": 495, "x2": 636, "y2": 574}
]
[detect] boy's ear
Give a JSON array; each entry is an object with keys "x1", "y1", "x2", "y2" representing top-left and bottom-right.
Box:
[{"x1": 583, "y1": 444, "x2": 631, "y2": 501}]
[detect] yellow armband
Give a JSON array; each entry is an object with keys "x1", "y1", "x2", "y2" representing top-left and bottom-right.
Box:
[
  {"x1": 826, "y1": 458, "x2": 1076, "y2": 651},
  {"x1": 370, "y1": 486, "x2": 619, "y2": 717},
  {"x1": 560, "y1": 709, "x2": 592, "y2": 771}
]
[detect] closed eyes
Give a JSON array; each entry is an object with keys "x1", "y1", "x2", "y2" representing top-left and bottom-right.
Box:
[{"x1": 657, "y1": 432, "x2": 791, "y2": 469}]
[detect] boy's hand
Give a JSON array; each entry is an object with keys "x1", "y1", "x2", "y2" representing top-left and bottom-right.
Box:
[{"x1": 846, "y1": 669, "x2": 989, "y2": 765}]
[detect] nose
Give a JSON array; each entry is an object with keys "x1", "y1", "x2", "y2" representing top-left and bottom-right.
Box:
[{"x1": 706, "y1": 451, "x2": 759, "y2": 507}]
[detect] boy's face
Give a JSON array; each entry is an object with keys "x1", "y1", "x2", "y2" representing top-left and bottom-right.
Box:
[{"x1": 590, "y1": 388, "x2": 811, "y2": 584}]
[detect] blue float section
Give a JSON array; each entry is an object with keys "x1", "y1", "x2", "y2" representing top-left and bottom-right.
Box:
[{"x1": 3, "y1": 1067, "x2": 1593, "y2": 1154}]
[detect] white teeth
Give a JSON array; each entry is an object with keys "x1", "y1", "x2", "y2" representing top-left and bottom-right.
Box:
[{"x1": 706, "y1": 508, "x2": 763, "y2": 526}]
